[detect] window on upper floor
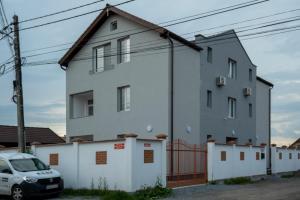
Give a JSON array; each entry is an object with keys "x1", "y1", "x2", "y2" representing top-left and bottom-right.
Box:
[
  {"x1": 110, "y1": 20, "x2": 117, "y2": 31},
  {"x1": 207, "y1": 90, "x2": 212, "y2": 108},
  {"x1": 249, "y1": 103, "x2": 252, "y2": 118},
  {"x1": 94, "y1": 43, "x2": 111, "y2": 73},
  {"x1": 207, "y1": 47, "x2": 213, "y2": 63},
  {"x1": 228, "y1": 58, "x2": 237, "y2": 79},
  {"x1": 118, "y1": 86, "x2": 130, "y2": 112},
  {"x1": 249, "y1": 68, "x2": 253, "y2": 82},
  {"x1": 118, "y1": 37, "x2": 130, "y2": 64},
  {"x1": 70, "y1": 91, "x2": 93, "y2": 118},
  {"x1": 228, "y1": 97, "x2": 236, "y2": 119}
]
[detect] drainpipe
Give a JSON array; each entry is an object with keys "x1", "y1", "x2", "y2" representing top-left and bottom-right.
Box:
[
  {"x1": 268, "y1": 85, "x2": 273, "y2": 174},
  {"x1": 167, "y1": 33, "x2": 174, "y2": 178},
  {"x1": 60, "y1": 65, "x2": 67, "y2": 71}
]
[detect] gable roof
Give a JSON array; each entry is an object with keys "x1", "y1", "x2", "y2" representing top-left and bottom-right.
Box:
[
  {"x1": 0, "y1": 125, "x2": 65, "y2": 145},
  {"x1": 59, "y1": 4, "x2": 202, "y2": 67},
  {"x1": 289, "y1": 138, "x2": 300, "y2": 148},
  {"x1": 195, "y1": 29, "x2": 256, "y2": 68},
  {"x1": 257, "y1": 76, "x2": 274, "y2": 87}
]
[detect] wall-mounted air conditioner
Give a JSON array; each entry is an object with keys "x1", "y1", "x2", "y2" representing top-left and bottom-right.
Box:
[
  {"x1": 216, "y1": 76, "x2": 226, "y2": 87},
  {"x1": 243, "y1": 87, "x2": 252, "y2": 96}
]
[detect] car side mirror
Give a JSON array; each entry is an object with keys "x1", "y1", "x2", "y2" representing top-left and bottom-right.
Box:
[{"x1": 2, "y1": 168, "x2": 12, "y2": 174}]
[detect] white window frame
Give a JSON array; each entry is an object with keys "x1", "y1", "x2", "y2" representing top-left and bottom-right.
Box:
[
  {"x1": 118, "y1": 86, "x2": 130, "y2": 112},
  {"x1": 118, "y1": 37, "x2": 130, "y2": 64},
  {"x1": 228, "y1": 97, "x2": 236, "y2": 119},
  {"x1": 95, "y1": 46, "x2": 104, "y2": 73},
  {"x1": 228, "y1": 58, "x2": 237, "y2": 79}
]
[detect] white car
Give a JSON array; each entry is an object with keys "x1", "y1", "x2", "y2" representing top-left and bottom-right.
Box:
[{"x1": 0, "y1": 153, "x2": 64, "y2": 200}]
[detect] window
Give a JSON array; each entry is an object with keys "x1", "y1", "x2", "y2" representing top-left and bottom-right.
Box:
[
  {"x1": 221, "y1": 151, "x2": 226, "y2": 161},
  {"x1": 110, "y1": 20, "x2": 117, "y2": 31},
  {"x1": 298, "y1": 153, "x2": 300, "y2": 160},
  {"x1": 0, "y1": 160, "x2": 11, "y2": 174},
  {"x1": 249, "y1": 69, "x2": 253, "y2": 82},
  {"x1": 249, "y1": 104, "x2": 252, "y2": 118},
  {"x1": 228, "y1": 97, "x2": 236, "y2": 118},
  {"x1": 207, "y1": 47, "x2": 213, "y2": 63},
  {"x1": 240, "y1": 152, "x2": 245, "y2": 161},
  {"x1": 207, "y1": 90, "x2": 212, "y2": 108},
  {"x1": 228, "y1": 58, "x2": 237, "y2": 79},
  {"x1": 279, "y1": 152, "x2": 282, "y2": 160},
  {"x1": 118, "y1": 86, "x2": 130, "y2": 111},
  {"x1": 70, "y1": 91, "x2": 93, "y2": 118},
  {"x1": 289, "y1": 153, "x2": 292, "y2": 159},
  {"x1": 118, "y1": 37, "x2": 130, "y2": 63},
  {"x1": 94, "y1": 43, "x2": 111, "y2": 73},
  {"x1": 87, "y1": 99, "x2": 94, "y2": 116}
]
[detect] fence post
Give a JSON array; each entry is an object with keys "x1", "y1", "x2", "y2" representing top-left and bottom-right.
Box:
[
  {"x1": 156, "y1": 134, "x2": 167, "y2": 188},
  {"x1": 271, "y1": 144, "x2": 277, "y2": 174},
  {"x1": 124, "y1": 133, "x2": 138, "y2": 192},
  {"x1": 207, "y1": 139, "x2": 215, "y2": 181}
]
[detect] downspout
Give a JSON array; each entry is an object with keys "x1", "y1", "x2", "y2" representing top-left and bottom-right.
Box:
[
  {"x1": 167, "y1": 33, "x2": 174, "y2": 178},
  {"x1": 60, "y1": 65, "x2": 67, "y2": 71},
  {"x1": 268, "y1": 85, "x2": 273, "y2": 174}
]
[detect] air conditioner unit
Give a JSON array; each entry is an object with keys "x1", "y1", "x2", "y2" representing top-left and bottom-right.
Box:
[
  {"x1": 216, "y1": 76, "x2": 226, "y2": 87},
  {"x1": 244, "y1": 88, "x2": 252, "y2": 96}
]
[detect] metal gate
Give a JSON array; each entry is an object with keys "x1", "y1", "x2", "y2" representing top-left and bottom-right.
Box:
[{"x1": 167, "y1": 139, "x2": 207, "y2": 188}]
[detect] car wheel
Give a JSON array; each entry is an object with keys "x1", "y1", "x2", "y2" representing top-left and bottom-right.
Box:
[{"x1": 11, "y1": 185, "x2": 24, "y2": 200}]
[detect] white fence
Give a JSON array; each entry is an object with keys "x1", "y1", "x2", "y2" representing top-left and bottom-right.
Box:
[
  {"x1": 271, "y1": 146, "x2": 300, "y2": 174},
  {"x1": 0, "y1": 136, "x2": 166, "y2": 192},
  {"x1": 207, "y1": 141, "x2": 267, "y2": 181}
]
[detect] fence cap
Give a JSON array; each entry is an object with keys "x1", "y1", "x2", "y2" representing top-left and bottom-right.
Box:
[
  {"x1": 245, "y1": 142, "x2": 252, "y2": 146},
  {"x1": 31, "y1": 141, "x2": 41, "y2": 145},
  {"x1": 123, "y1": 133, "x2": 138, "y2": 138},
  {"x1": 281, "y1": 145, "x2": 287, "y2": 149},
  {"x1": 71, "y1": 137, "x2": 86, "y2": 143},
  {"x1": 227, "y1": 140, "x2": 236, "y2": 145},
  {"x1": 155, "y1": 133, "x2": 167, "y2": 140},
  {"x1": 260, "y1": 143, "x2": 267, "y2": 147},
  {"x1": 271, "y1": 144, "x2": 277, "y2": 147},
  {"x1": 207, "y1": 139, "x2": 215, "y2": 143},
  {"x1": 0, "y1": 145, "x2": 5, "y2": 148}
]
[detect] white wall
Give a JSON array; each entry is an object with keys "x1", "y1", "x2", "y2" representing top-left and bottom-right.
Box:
[
  {"x1": 31, "y1": 137, "x2": 166, "y2": 192},
  {"x1": 271, "y1": 147, "x2": 300, "y2": 174},
  {"x1": 207, "y1": 142, "x2": 267, "y2": 181}
]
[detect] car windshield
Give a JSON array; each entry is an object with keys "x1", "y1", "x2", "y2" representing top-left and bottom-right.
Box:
[{"x1": 9, "y1": 158, "x2": 49, "y2": 172}]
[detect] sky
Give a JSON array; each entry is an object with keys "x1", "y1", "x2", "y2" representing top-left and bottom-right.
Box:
[{"x1": 0, "y1": 0, "x2": 299, "y2": 146}]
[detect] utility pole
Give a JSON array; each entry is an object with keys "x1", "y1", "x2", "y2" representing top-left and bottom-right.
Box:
[{"x1": 13, "y1": 15, "x2": 25, "y2": 153}]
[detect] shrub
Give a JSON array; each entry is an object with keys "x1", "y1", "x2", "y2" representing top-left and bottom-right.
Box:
[
  {"x1": 224, "y1": 177, "x2": 252, "y2": 185},
  {"x1": 102, "y1": 191, "x2": 134, "y2": 200},
  {"x1": 281, "y1": 174, "x2": 295, "y2": 179}
]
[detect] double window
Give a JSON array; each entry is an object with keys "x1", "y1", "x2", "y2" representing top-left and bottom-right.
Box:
[
  {"x1": 118, "y1": 86, "x2": 131, "y2": 112},
  {"x1": 228, "y1": 58, "x2": 237, "y2": 79},
  {"x1": 94, "y1": 43, "x2": 111, "y2": 73},
  {"x1": 118, "y1": 37, "x2": 130, "y2": 64},
  {"x1": 228, "y1": 97, "x2": 236, "y2": 118}
]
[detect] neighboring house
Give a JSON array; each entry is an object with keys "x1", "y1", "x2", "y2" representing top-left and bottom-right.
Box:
[
  {"x1": 0, "y1": 125, "x2": 65, "y2": 147},
  {"x1": 59, "y1": 5, "x2": 272, "y2": 147},
  {"x1": 289, "y1": 138, "x2": 300, "y2": 149}
]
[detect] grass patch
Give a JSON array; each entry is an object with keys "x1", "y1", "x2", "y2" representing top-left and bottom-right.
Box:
[
  {"x1": 281, "y1": 174, "x2": 295, "y2": 179},
  {"x1": 224, "y1": 177, "x2": 252, "y2": 185},
  {"x1": 62, "y1": 184, "x2": 172, "y2": 200}
]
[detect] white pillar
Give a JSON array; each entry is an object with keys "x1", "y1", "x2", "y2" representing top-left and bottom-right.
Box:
[
  {"x1": 207, "y1": 140, "x2": 215, "y2": 181},
  {"x1": 72, "y1": 142, "x2": 79, "y2": 189},
  {"x1": 124, "y1": 135, "x2": 137, "y2": 192}
]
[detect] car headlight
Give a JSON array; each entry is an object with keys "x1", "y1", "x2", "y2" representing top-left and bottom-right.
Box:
[{"x1": 23, "y1": 176, "x2": 38, "y2": 183}]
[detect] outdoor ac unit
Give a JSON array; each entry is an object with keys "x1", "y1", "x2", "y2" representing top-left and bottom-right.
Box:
[
  {"x1": 244, "y1": 87, "x2": 252, "y2": 96},
  {"x1": 216, "y1": 76, "x2": 226, "y2": 87}
]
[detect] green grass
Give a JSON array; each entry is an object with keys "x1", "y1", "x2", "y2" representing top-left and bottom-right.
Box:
[
  {"x1": 62, "y1": 185, "x2": 172, "y2": 200},
  {"x1": 224, "y1": 177, "x2": 253, "y2": 185},
  {"x1": 281, "y1": 174, "x2": 295, "y2": 179}
]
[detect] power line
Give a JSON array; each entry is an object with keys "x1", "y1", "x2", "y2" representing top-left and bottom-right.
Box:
[
  {"x1": 19, "y1": 0, "x2": 105, "y2": 23},
  {"x1": 16, "y1": 24, "x2": 300, "y2": 69},
  {"x1": 21, "y1": 14, "x2": 300, "y2": 60},
  {"x1": 18, "y1": 0, "x2": 136, "y2": 31},
  {"x1": 21, "y1": 0, "x2": 273, "y2": 54}
]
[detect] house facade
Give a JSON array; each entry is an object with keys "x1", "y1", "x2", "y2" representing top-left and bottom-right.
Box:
[{"x1": 59, "y1": 5, "x2": 272, "y2": 147}]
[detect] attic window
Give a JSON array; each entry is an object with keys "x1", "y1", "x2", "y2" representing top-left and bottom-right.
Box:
[{"x1": 110, "y1": 21, "x2": 117, "y2": 31}]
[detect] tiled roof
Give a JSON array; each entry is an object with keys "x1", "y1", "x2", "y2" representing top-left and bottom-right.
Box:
[{"x1": 0, "y1": 125, "x2": 65, "y2": 144}]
